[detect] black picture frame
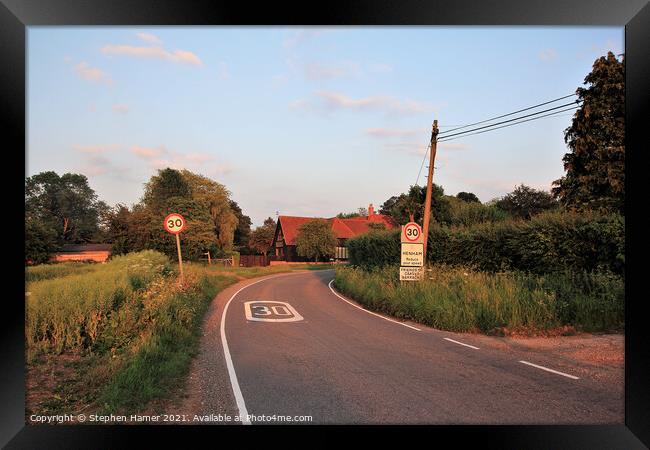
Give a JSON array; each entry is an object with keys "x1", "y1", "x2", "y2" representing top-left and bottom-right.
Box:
[{"x1": 3, "y1": 0, "x2": 648, "y2": 447}]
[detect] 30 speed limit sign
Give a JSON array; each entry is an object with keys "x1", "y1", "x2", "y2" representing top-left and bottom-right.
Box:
[
  {"x1": 164, "y1": 213, "x2": 186, "y2": 235},
  {"x1": 164, "y1": 213, "x2": 186, "y2": 282},
  {"x1": 401, "y1": 222, "x2": 424, "y2": 244}
]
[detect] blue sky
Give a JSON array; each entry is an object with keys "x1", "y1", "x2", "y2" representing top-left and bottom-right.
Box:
[{"x1": 27, "y1": 27, "x2": 623, "y2": 227}]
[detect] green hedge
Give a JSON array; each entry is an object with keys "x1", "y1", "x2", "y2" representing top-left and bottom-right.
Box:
[{"x1": 347, "y1": 211, "x2": 624, "y2": 275}]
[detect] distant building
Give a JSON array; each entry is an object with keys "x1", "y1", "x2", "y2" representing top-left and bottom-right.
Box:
[
  {"x1": 271, "y1": 204, "x2": 397, "y2": 261},
  {"x1": 51, "y1": 244, "x2": 112, "y2": 263}
]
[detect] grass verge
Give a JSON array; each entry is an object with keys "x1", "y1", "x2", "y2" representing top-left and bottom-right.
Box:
[{"x1": 333, "y1": 265, "x2": 624, "y2": 334}]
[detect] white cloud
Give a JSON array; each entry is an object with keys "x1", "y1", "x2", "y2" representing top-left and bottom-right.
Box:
[
  {"x1": 130, "y1": 145, "x2": 232, "y2": 176},
  {"x1": 136, "y1": 32, "x2": 163, "y2": 45},
  {"x1": 438, "y1": 142, "x2": 470, "y2": 151},
  {"x1": 283, "y1": 29, "x2": 334, "y2": 49},
  {"x1": 112, "y1": 104, "x2": 130, "y2": 114},
  {"x1": 539, "y1": 48, "x2": 558, "y2": 62},
  {"x1": 303, "y1": 61, "x2": 361, "y2": 80},
  {"x1": 102, "y1": 42, "x2": 202, "y2": 66},
  {"x1": 132, "y1": 145, "x2": 165, "y2": 159},
  {"x1": 74, "y1": 62, "x2": 113, "y2": 85},
  {"x1": 73, "y1": 144, "x2": 120, "y2": 154},
  {"x1": 292, "y1": 91, "x2": 441, "y2": 116}
]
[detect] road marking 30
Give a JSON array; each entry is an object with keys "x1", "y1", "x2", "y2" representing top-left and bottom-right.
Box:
[
  {"x1": 519, "y1": 360, "x2": 579, "y2": 380},
  {"x1": 328, "y1": 279, "x2": 421, "y2": 331},
  {"x1": 443, "y1": 337, "x2": 480, "y2": 350},
  {"x1": 245, "y1": 301, "x2": 304, "y2": 322}
]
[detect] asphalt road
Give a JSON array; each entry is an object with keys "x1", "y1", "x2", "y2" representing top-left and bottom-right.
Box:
[{"x1": 222, "y1": 269, "x2": 622, "y2": 425}]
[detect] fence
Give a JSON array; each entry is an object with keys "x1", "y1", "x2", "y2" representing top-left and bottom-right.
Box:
[{"x1": 239, "y1": 255, "x2": 269, "y2": 267}]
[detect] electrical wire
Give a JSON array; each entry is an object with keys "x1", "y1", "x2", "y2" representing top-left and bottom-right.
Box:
[
  {"x1": 438, "y1": 93, "x2": 578, "y2": 136},
  {"x1": 414, "y1": 143, "x2": 431, "y2": 187},
  {"x1": 437, "y1": 105, "x2": 579, "y2": 143},
  {"x1": 436, "y1": 100, "x2": 581, "y2": 140}
]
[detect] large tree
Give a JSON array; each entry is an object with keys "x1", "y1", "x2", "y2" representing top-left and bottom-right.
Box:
[
  {"x1": 142, "y1": 168, "x2": 192, "y2": 211},
  {"x1": 25, "y1": 171, "x2": 104, "y2": 247},
  {"x1": 495, "y1": 184, "x2": 558, "y2": 219},
  {"x1": 295, "y1": 219, "x2": 336, "y2": 262},
  {"x1": 112, "y1": 168, "x2": 240, "y2": 260},
  {"x1": 552, "y1": 52, "x2": 625, "y2": 213},
  {"x1": 249, "y1": 217, "x2": 276, "y2": 256},
  {"x1": 180, "y1": 170, "x2": 238, "y2": 252}
]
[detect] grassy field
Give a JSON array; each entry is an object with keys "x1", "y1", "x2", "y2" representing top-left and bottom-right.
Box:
[
  {"x1": 334, "y1": 265, "x2": 624, "y2": 334},
  {"x1": 25, "y1": 253, "x2": 333, "y2": 417}
]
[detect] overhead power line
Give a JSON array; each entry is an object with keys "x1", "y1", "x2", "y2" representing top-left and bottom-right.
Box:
[
  {"x1": 437, "y1": 100, "x2": 581, "y2": 140},
  {"x1": 414, "y1": 143, "x2": 431, "y2": 187},
  {"x1": 438, "y1": 93, "x2": 578, "y2": 136},
  {"x1": 437, "y1": 105, "x2": 579, "y2": 143}
]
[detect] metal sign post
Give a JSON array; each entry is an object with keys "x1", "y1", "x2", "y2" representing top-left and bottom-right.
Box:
[{"x1": 164, "y1": 213, "x2": 187, "y2": 282}]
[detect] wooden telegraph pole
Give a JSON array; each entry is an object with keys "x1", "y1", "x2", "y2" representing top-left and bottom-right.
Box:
[{"x1": 421, "y1": 120, "x2": 439, "y2": 264}]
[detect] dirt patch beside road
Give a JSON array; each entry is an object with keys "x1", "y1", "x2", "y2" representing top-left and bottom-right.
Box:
[{"x1": 467, "y1": 332, "x2": 624, "y2": 385}]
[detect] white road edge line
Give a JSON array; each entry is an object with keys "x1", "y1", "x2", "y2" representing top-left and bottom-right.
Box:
[
  {"x1": 519, "y1": 360, "x2": 579, "y2": 380},
  {"x1": 443, "y1": 337, "x2": 480, "y2": 350},
  {"x1": 220, "y1": 271, "x2": 309, "y2": 425},
  {"x1": 327, "y1": 279, "x2": 421, "y2": 331}
]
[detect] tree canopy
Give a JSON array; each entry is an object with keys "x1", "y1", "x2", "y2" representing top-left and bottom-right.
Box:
[
  {"x1": 494, "y1": 184, "x2": 558, "y2": 220},
  {"x1": 249, "y1": 217, "x2": 276, "y2": 256},
  {"x1": 379, "y1": 184, "x2": 450, "y2": 226},
  {"x1": 552, "y1": 52, "x2": 624, "y2": 214},
  {"x1": 456, "y1": 192, "x2": 480, "y2": 203},
  {"x1": 105, "y1": 168, "x2": 240, "y2": 260},
  {"x1": 25, "y1": 171, "x2": 106, "y2": 263},
  {"x1": 295, "y1": 219, "x2": 336, "y2": 262}
]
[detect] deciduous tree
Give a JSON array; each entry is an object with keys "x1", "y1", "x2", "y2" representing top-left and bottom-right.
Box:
[
  {"x1": 249, "y1": 217, "x2": 276, "y2": 256},
  {"x1": 295, "y1": 219, "x2": 336, "y2": 262}
]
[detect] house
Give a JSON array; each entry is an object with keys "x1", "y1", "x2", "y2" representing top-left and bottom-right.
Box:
[
  {"x1": 270, "y1": 204, "x2": 397, "y2": 261},
  {"x1": 51, "y1": 244, "x2": 112, "y2": 263}
]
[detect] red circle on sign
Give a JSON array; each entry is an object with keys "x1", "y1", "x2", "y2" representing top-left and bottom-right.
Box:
[
  {"x1": 164, "y1": 213, "x2": 186, "y2": 235},
  {"x1": 404, "y1": 223, "x2": 421, "y2": 242}
]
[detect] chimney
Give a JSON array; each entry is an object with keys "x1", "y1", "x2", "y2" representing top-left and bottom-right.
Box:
[{"x1": 368, "y1": 203, "x2": 374, "y2": 218}]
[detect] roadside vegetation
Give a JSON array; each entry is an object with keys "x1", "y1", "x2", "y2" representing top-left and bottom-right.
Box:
[
  {"x1": 334, "y1": 265, "x2": 623, "y2": 334},
  {"x1": 25, "y1": 251, "x2": 333, "y2": 417}
]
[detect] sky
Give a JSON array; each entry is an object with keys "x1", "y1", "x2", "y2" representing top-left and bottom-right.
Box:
[{"x1": 27, "y1": 27, "x2": 623, "y2": 227}]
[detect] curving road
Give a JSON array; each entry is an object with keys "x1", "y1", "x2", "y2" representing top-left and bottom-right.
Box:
[{"x1": 220, "y1": 269, "x2": 622, "y2": 425}]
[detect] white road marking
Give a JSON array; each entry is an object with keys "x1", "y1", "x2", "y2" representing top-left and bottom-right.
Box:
[
  {"x1": 443, "y1": 337, "x2": 480, "y2": 350},
  {"x1": 519, "y1": 360, "x2": 580, "y2": 380},
  {"x1": 221, "y1": 272, "x2": 308, "y2": 425},
  {"x1": 244, "y1": 301, "x2": 304, "y2": 322},
  {"x1": 327, "y1": 279, "x2": 421, "y2": 331}
]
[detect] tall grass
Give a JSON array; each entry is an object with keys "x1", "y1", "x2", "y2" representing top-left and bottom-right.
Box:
[
  {"x1": 334, "y1": 265, "x2": 623, "y2": 333},
  {"x1": 25, "y1": 261, "x2": 101, "y2": 282},
  {"x1": 26, "y1": 250, "x2": 171, "y2": 359}
]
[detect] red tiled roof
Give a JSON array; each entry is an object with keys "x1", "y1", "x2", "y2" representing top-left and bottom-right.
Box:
[{"x1": 277, "y1": 214, "x2": 397, "y2": 245}]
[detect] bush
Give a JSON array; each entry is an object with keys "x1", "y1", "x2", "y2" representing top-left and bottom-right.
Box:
[
  {"x1": 347, "y1": 229, "x2": 400, "y2": 268},
  {"x1": 348, "y1": 211, "x2": 624, "y2": 275}
]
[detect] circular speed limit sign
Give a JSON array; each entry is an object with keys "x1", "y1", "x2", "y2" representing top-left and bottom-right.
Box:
[
  {"x1": 164, "y1": 213, "x2": 186, "y2": 235},
  {"x1": 403, "y1": 222, "x2": 422, "y2": 242}
]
